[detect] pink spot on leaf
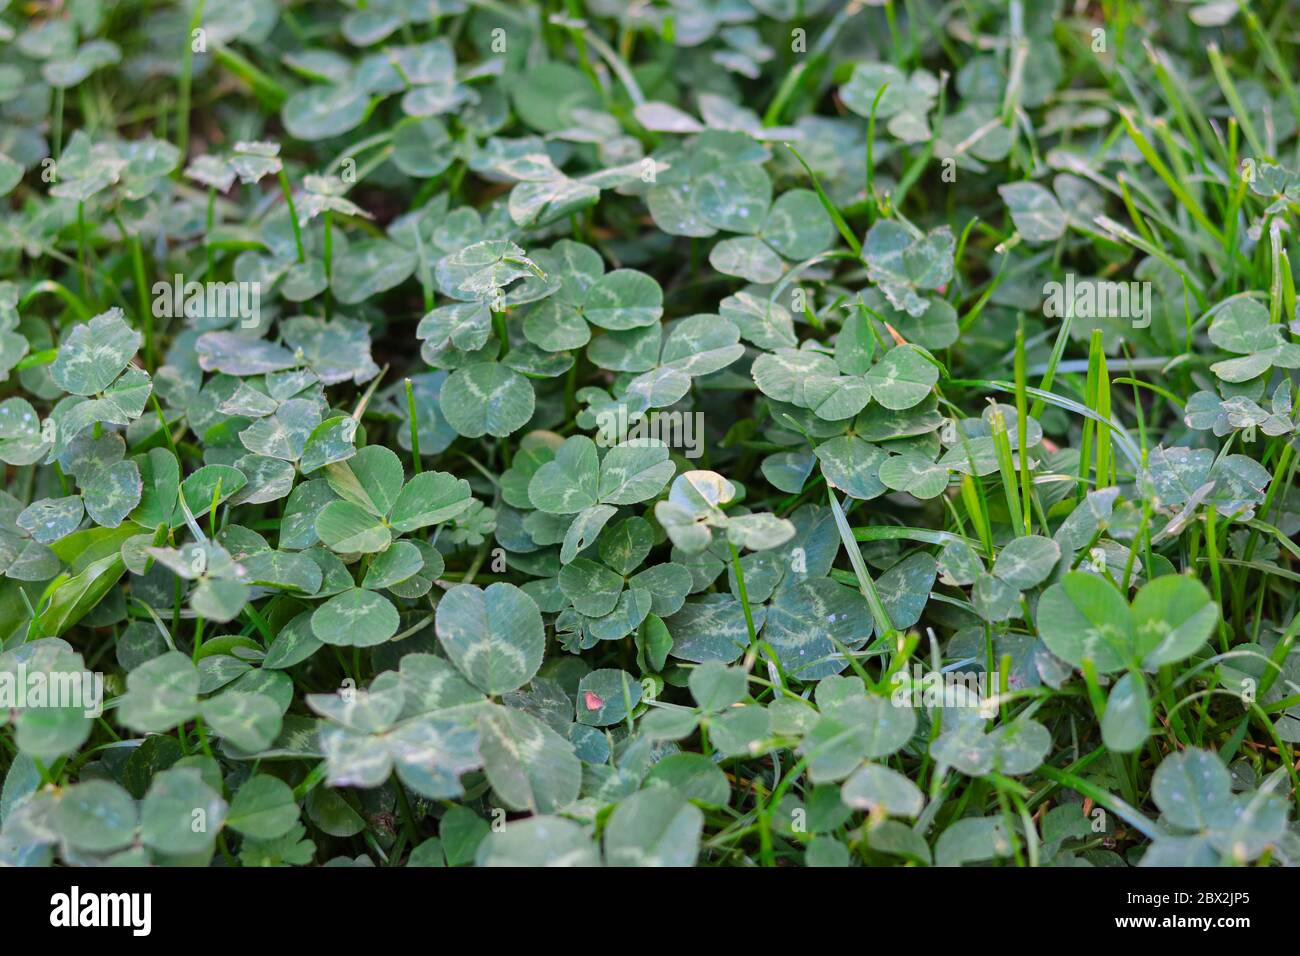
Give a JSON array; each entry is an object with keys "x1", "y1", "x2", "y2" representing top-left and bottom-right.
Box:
[{"x1": 584, "y1": 691, "x2": 604, "y2": 711}]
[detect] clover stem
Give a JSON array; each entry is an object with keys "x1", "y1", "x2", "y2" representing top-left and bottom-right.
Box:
[
  {"x1": 865, "y1": 82, "x2": 889, "y2": 218},
  {"x1": 278, "y1": 169, "x2": 306, "y2": 264},
  {"x1": 1202, "y1": 505, "x2": 1230, "y2": 654},
  {"x1": 150, "y1": 393, "x2": 180, "y2": 459},
  {"x1": 292, "y1": 761, "x2": 328, "y2": 801},
  {"x1": 176, "y1": 0, "x2": 206, "y2": 165},
  {"x1": 53, "y1": 459, "x2": 72, "y2": 497},
  {"x1": 729, "y1": 542, "x2": 758, "y2": 646},
  {"x1": 217, "y1": 834, "x2": 237, "y2": 866},
  {"x1": 405, "y1": 378, "x2": 422, "y2": 474},
  {"x1": 332, "y1": 647, "x2": 352, "y2": 683},
  {"x1": 563, "y1": 361, "x2": 577, "y2": 419},
  {"x1": 209, "y1": 479, "x2": 222, "y2": 537},
  {"x1": 394, "y1": 781, "x2": 421, "y2": 845},
  {"x1": 194, "y1": 715, "x2": 215, "y2": 760},
  {"x1": 192, "y1": 616, "x2": 205, "y2": 663},
  {"x1": 492, "y1": 307, "x2": 508, "y2": 359},
  {"x1": 460, "y1": 542, "x2": 489, "y2": 586},
  {"x1": 760, "y1": 752, "x2": 810, "y2": 866},
  {"x1": 116, "y1": 215, "x2": 155, "y2": 371}
]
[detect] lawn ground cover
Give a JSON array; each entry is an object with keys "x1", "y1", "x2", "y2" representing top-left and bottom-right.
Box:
[{"x1": 0, "y1": 0, "x2": 1299, "y2": 870}]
